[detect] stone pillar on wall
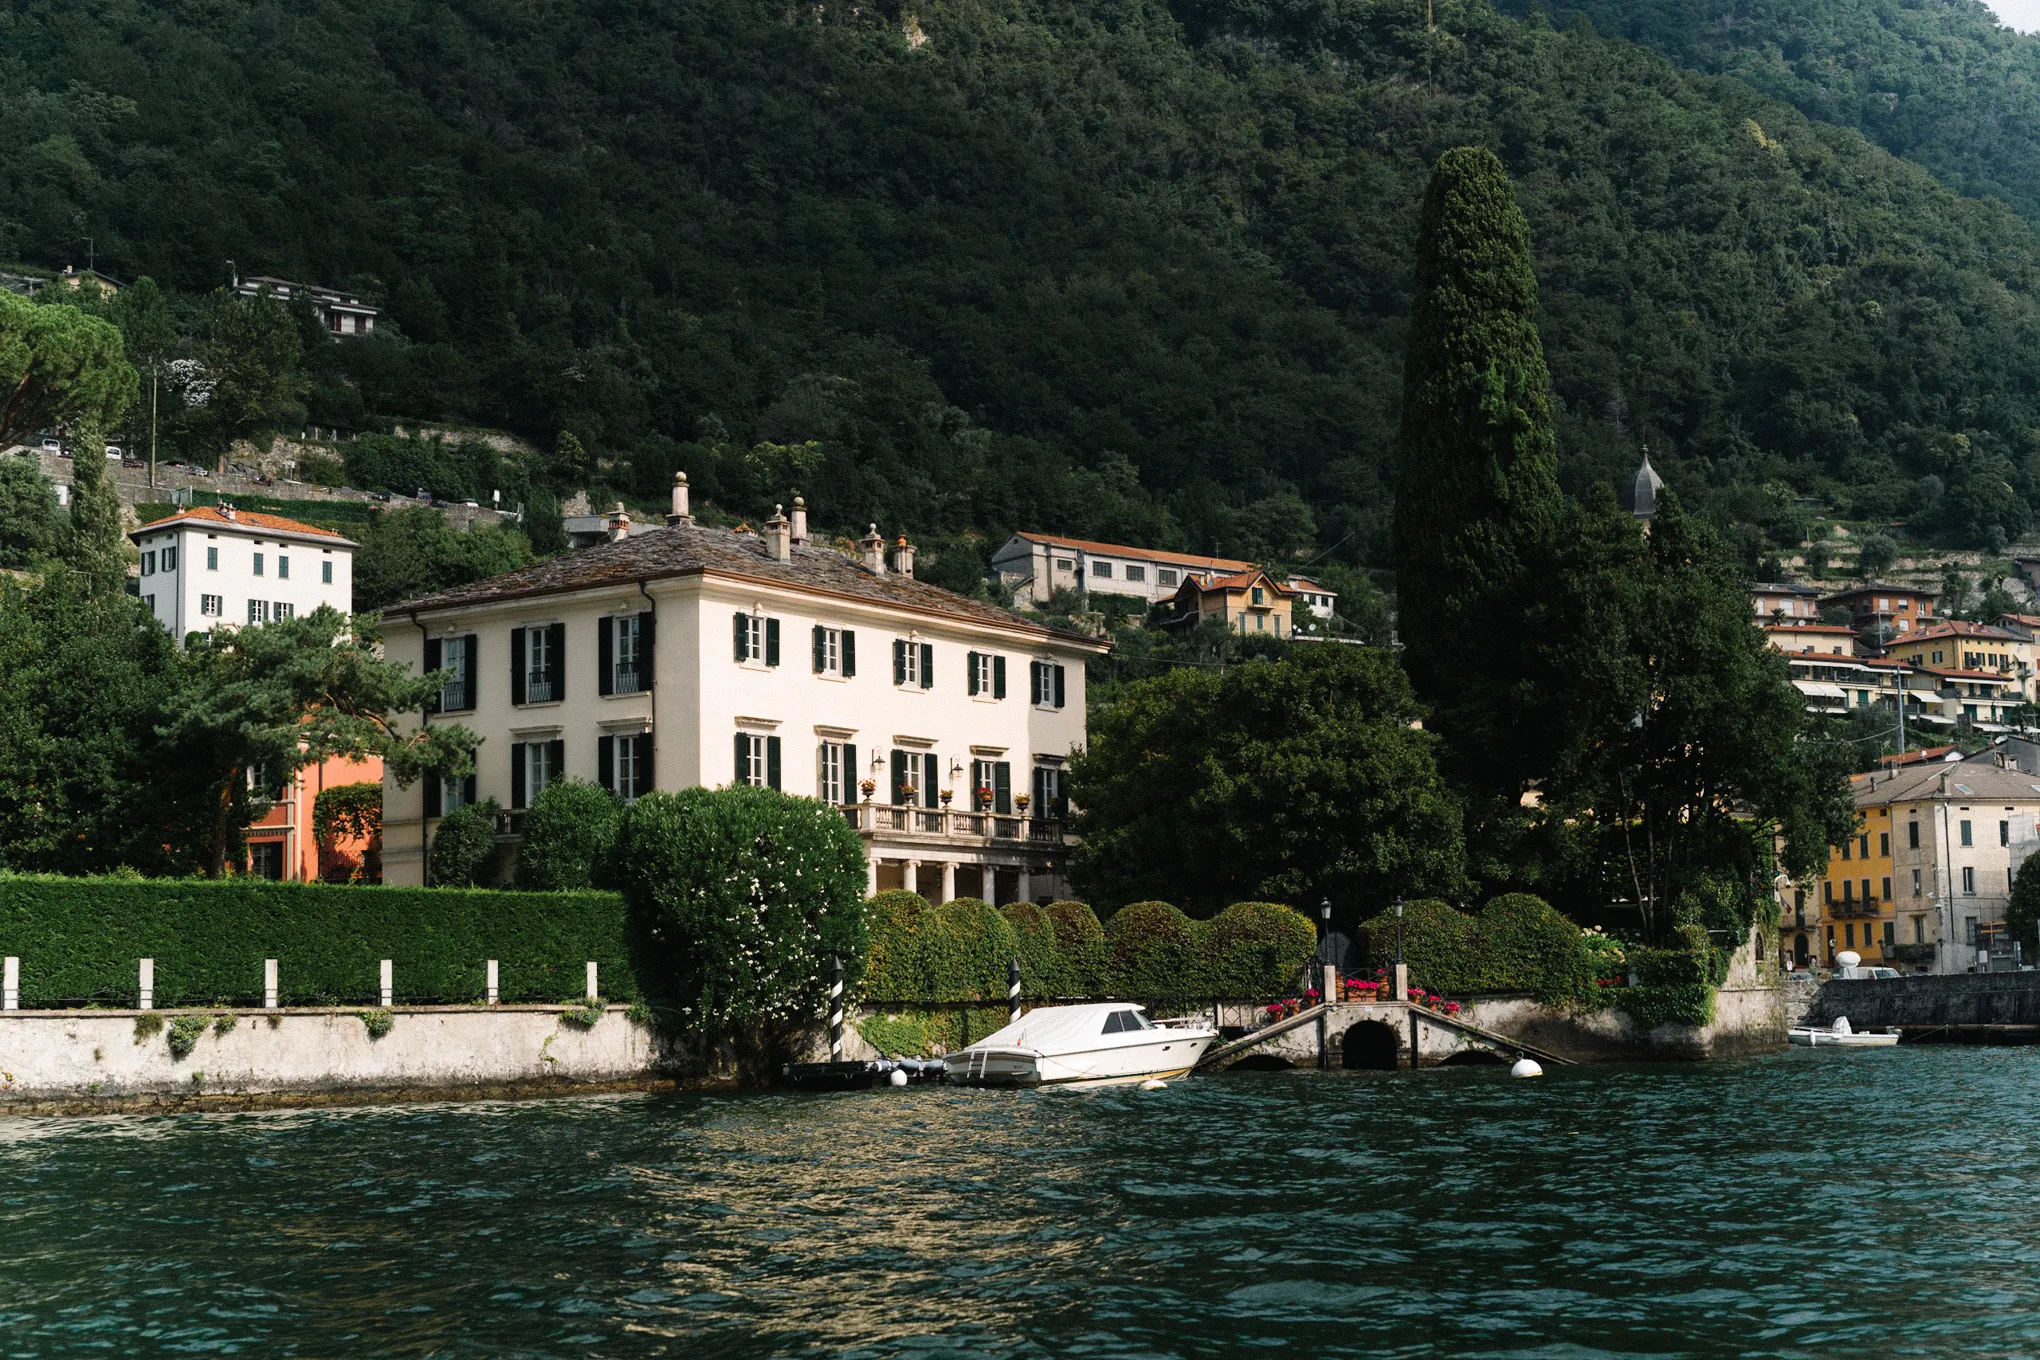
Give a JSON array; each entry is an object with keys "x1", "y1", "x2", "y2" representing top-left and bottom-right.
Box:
[
  {"x1": 905, "y1": 859, "x2": 922, "y2": 898},
  {"x1": 1016, "y1": 866, "x2": 1031, "y2": 904},
  {"x1": 866, "y1": 855, "x2": 879, "y2": 897},
  {"x1": 940, "y1": 861, "x2": 957, "y2": 904}
]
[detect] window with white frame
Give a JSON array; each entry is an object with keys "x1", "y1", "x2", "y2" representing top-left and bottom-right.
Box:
[
  {"x1": 515, "y1": 623, "x2": 566, "y2": 705},
  {"x1": 601, "y1": 733, "x2": 654, "y2": 801},
  {"x1": 162, "y1": 545, "x2": 177, "y2": 571},
  {"x1": 735, "y1": 732, "x2": 781, "y2": 789},
  {"x1": 273, "y1": 601, "x2": 294, "y2": 620},
  {"x1": 428, "y1": 634, "x2": 476, "y2": 712},
  {"x1": 733, "y1": 611, "x2": 779, "y2": 666},
  {"x1": 1963, "y1": 865, "x2": 1976, "y2": 895},
  {"x1": 512, "y1": 739, "x2": 563, "y2": 808},
  {"x1": 248, "y1": 599, "x2": 269, "y2": 624},
  {"x1": 811, "y1": 625, "x2": 856, "y2": 678},
  {"x1": 1031, "y1": 659, "x2": 1066, "y2": 709},
  {"x1": 893, "y1": 638, "x2": 933, "y2": 689},
  {"x1": 968, "y1": 650, "x2": 1002, "y2": 698},
  {"x1": 603, "y1": 612, "x2": 653, "y2": 695},
  {"x1": 201, "y1": 594, "x2": 223, "y2": 617},
  {"x1": 141, "y1": 550, "x2": 156, "y2": 575},
  {"x1": 278, "y1": 556, "x2": 290, "y2": 580},
  {"x1": 817, "y1": 741, "x2": 857, "y2": 805}
]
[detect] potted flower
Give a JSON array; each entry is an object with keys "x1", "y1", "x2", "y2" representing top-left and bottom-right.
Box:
[
  {"x1": 1304, "y1": 987, "x2": 1321, "y2": 1007},
  {"x1": 975, "y1": 784, "x2": 994, "y2": 810},
  {"x1": 859, "y1": 778, "x2": 876, "y2": 802},
  {"x1": 1015, "y1": 792, "x2": 1032, "y2": 815},
  {"x1": 939, "y1": 789, "x2": 953, "y2": 807}
]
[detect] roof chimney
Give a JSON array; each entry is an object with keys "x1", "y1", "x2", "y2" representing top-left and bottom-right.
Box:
[
  {"x1": 666, "y1": 471, "x2": 692, "y2": 527},
  {"x1": 1939, "y1": 771, "x2": 1950, "y2": 795},
  {"x1": 221, "y1": 505, "x2": 236, "y2": 521},
  {"x1": 764, "y1": 504, "x2": 791, "y2": 563},
  {"x1": 859, "y1": 524, "x2": 886, "y2": 574},
  {"x1": 889, "y1": 534, "x2": 916, "y2": 579},
  {"x1": 789, "y1": 495, "x2": 808, "y2": 546},
  {"x1": 607, "y1": 502, "x2": 632, "y2": 542}
]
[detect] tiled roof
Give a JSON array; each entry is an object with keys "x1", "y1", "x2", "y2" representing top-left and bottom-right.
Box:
[
  {"x1": 1819, "y1": 581, "x2": 1937, "y2": 604},
  {"x1": 1855, "y1": 760, "x2": 2040, "y2": 807},
  {"x1": 1877, "y1": 745, "x2": 1958, "y2": 769},
  {"x1": 1763, "y1": 623, "x2": 1859, "y2": 636},
  {"x1": 131, "y1": 505, "x2": 354, "y2": 544},
  {"x1": 1752, "y1": 581, "x2": 1820, "y2": 596},
  {"x1": 1013, "y1": 531, "x2": 1254, "y2": 574},
  {"x1": 1900, "y1": 620, "x2": 2023, "y2": 642},
  {"x1": 1179, "y1": 568, "x2": 1292, "y2": 596},
  {"x1": 389, "y1": 523, "x2": 1104, "y2": 646}
]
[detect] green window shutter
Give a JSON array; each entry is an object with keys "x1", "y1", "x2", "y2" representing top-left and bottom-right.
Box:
[
  {"x1": 767, "y1": 735, "x2": 782, "y2": 791},
  {"x1": 923, "y1": 753, "x2": 939, "y2": 808},
  {"x1": 424, "y1": 771, "x2": 442, "y2": 817},
  {"x1": 1053, "y1": 663, "x2": 1066, "y2": 708},
  {"x1": 462, "y1": 634, "x2": 479, "y2": 707},
  {"x1": 967, "y1": 650, "x2": 980, "y2": 696},
  {"x1": 462, "y1": 772, "x2": 477, "y2": 806},
  {"x1": 993, "y1": 655, "x2": 1006, "y2": 699},
  {"x1": 636, "y1": 733, "x2": 654, "y2": 794},
  {"x1": 766, "y1": 617, "x2": 780, "y2": 667},
  {"x1": 920, "y1": 642, "x2": 934, "y2": 689},
  {"x1": 598, "y1": 734, "x2": 614, "y2": 793},
  {"x1": 547, "y1": 739, "x2": 564, "y2": 786},
  {"x1": 893, "y1": 639, "x2": 906, "y2": 685},
  {"x1": 892, "y1": 749, "x2": 908, "y2": 804},
  {"x1": 598, "y1": 616, "x2": 614, "y2": 696},
  {"x1": 511, "y1": 743, "x2": 527, "y2": 809},
  {"x1": 813, "y1": 624, "x2": 826, "y2": 672},
  {"x1": 734, "y1": 611, "x2": 748, "y2": 662},
  {"x1": 511, "y1": 628, "x2": 526, "y2": 705},
  {"x1": 994, "y1": 761, "x2": 1011, "y2": 814},
  {"x1": 548, "y1": 624, "x2": 566, "y2": 701},
  {"x1": 841, "y1": 743, "x2": 856, "y2": 803},
  {"x1": 638, "y1": 614, "x2": 654, "y2": 688},
  {"x1": 424, "y1": 637, "x2": 442, "y2": 713},
  {"x1": 735, "y1": 731, "x2": 750, "y2": 785},
  {"x1": 842, "y1": 630, "x2": 856, "y2": 677}
]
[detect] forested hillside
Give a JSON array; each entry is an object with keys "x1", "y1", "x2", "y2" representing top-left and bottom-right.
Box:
[
  {"x1": 1518, "y1": 0, "x2": 2040, "y2": 225},
  {"x1": 8, "y1": 0, "x2": 2040, "y2": 564}
]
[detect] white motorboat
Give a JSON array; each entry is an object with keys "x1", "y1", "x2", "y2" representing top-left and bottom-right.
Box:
[
  {"x1": 944, "y1": 1003, "x2": 1218, "y2": 1088},
  {"x1": 1788, "y1": 1015, "x2": 1900, "y2": 1048}
]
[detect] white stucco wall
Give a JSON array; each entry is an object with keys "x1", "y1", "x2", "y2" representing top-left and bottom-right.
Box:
[{"x1": 132, "y1": 518, "x2": 354, "y2": 638}]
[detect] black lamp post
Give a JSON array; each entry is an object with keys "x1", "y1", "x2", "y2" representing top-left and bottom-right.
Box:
[{"x1": 1394, "y1": 897, "x2": 1405, "y2": 968}]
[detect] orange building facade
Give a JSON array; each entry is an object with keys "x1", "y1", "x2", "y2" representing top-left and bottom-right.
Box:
[{"x1": 245, "y1": 753, "x2": 385, "y2": 883}]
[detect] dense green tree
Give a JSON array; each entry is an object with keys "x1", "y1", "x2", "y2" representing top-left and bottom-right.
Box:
[
  {"x1": 516, "y1": 779, "x2": 621, "y2": 891},
  {"x1": 64, "y1": 417, "x2": 131, "y2": 593},
  {"x1": 1393, "y1": 146, "x2": 1565, "y2": 807},
  {"x1": 161, "y1": 607, "x2": 478, "y2": 876},
  {"x1": 352, "y1": 506, "x2": 537, "y2": 611},
  {"x1": 1069, "y1": 644, "x2": 1465, "y2": 919},
  {"x1": 430, "y1": 801, "x2": 499, "y2": 887},
  {"x1": 2008, "y1": 855, "x2": 2040, "y2": 960},
  {"x1": 0, "y1": 292, "x2": 136, "y2": 448},
  {"x1": 0, "y1": 455, "x2": 65, "y2": 568},
  {"x1": 188, "y1": 291, "x2": 303, "y2": 457},
  {"x1": 616, "y1": 785, "x2": 867, "y2": 1035},
  {"x1": 0, "y1": 573, "x2": 215, "y2": 874}
]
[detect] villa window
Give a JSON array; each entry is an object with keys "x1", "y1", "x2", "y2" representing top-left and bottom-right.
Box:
[
  {"x1": 734, "y1": 732, "x2": 781, "y2": 790},
  {"x1": 426, "y1": 634, "x2": 477, "y2": 712},
  {"x1": 1124, "y1": 564, "x2": 1146, "y2": 583},
  {"x1": 1158, "y1": 569, "x2": 1178, "y2": 587},
  {"x1": 967, "y1": 650, "x2": 1006, "y2": 698},
  {"x1": 162, "y1": 547, "x2": 177, "y2": 570},
  {"x1": 201, "y1": 594, "x2": 222, "y2": 617},
  {"x1": 971, "y1": 758, "x2": 1012, "y2": 814},
  {"x1": 510, "y1": 738, "x2": 563, "y2": 809},
  {"x1": 278, "y1": 556, "x2": 290, "y2": 580},
  {"x1": 248, "y1": 600, "x2": 269, "y2": 624},
  {"x1": 599, "y1": 733, "x2": 654, "y2": 801},
  {"x1": 734, "y1": 611, "x2": 779, "y2": 667},
  {"x1": 1091, "y1": 561, "x2": 1112, "y2": 579},
  {"x1": 817, "y1": 741, "x2": 856, "y2": 805},
  {"x1": 253, "y1": 552, "x2": 265, "y2": 577},
  {"x1": 601, "y1": 612, "x2": 654, "y2": 695},
  {"x1": 893, "y1": 638, "x2": 933, "y2": 689},
  {"x1": 1031, "y1": 659, "x2": 1067, "y2": 709},
  {"x1": 513, "y1": 623, "x2": 566, "y2": 705},
  {"x1": 891, "y1": 750, "x2": 939, "y2": 808},
  {"x1": 424, "y1": 770, "x2": 477, "y2": 818},
  {"x1": 811, "y1": 626, "x2": 856, "y2": 678},
  {"x1": 322, "y1": 561, "x2": 333, "y2": 584}
]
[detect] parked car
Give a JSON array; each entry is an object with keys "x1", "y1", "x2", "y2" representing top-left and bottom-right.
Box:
[
  {"x1": 103, "y1": 445, "x2": 122, "y2": 460},
  {"x1": 37, "y1": 436, "x2": 60, "y2": 452},
  {"x1": 1863, "y1": 967, "x2": 1901, "y2": 980}
]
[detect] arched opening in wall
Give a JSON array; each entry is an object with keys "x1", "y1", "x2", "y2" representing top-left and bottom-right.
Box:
[
  {"x1": 1341, "y1": 1020, "x2": 1400, "y2": 1071},
  {"x1": 1439, "y1": 1048, "x2": 1508, "y2": 1067},
  {"x1": 1228, "y1": 1054, "x2": 1295, "y2": 1072}
]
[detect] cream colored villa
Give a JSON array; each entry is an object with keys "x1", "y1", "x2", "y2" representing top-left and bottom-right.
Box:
[{"x1": 381, "y1": 483, "x2": 1106, "y2": 902}]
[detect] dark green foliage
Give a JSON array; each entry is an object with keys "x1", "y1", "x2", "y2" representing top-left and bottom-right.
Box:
[
  {"x1": 0, "y1": 456, "x2": 65, "y2": 568},
  {"x1": 2010, "y1": 857, "x2": 2040, "y2": 958},
  {"x1": 0, "y1": 573, "x2": 217, "y2": 875},
  {"x1": 1071, "y1": 644, "x2": 1465, "y2": 915},
  {"x1": 8, "y1": 0, "x2": 2040, "y2": 557},
  {"x1": 1200, "y1": 902, "x2": 1322, "y2": 1000},
  {"x1": 861, "y1": 889, "x2": 944, "y2": 1002},
  {"x1": 430, "y1": 803, "x2": 498, "y2": 888},
  {"x1": 165, "y1": 1014, "x2": 209, "y2": 1060},
  {"x1": 310, "y1": 781, "x2": 381, "y2": 845},
  {"x1": 1001, "y1": 901, "x2": 1066, "y2": 998},
  {"x1": 1394, "y1": 146, "x2": 1563, "y2": 805},
  {"x1": 516, "y1": 780, "x2": 620, "y2": 891},
  {"x1": 1104, "y1": 902, "x2": 1202, "y2": 999},
  {"x1": 1618, "y1": 944, "x2": 1721, "y2": 1031},
  {"x1": 1474, "y1": 894, "x2": 1602, "y2": 1008},
  {"x1": 0, "y1": 874, "x2": 634, "y2": 1007},
  {"x1": 1044, "y1": 900, "x2": 1109, "y2": 993},
  {"x1": 615, "y1": 786, "x2": 867, "y2": 1033},
  {"x1": 353, "y1": 507, "x2": 538, "y2": 613},
  {"x1": 1358, "y1": 899, "x2": 1484, "y2": 994}
]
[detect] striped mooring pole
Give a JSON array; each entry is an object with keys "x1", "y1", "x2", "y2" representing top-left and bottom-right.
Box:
[
  {"x1": 1008, "y1": 957, "x2": 1022, "y2": 1027},
  {"x1": 828, "y1": 956, "x2": 845, "y2": 1061}
]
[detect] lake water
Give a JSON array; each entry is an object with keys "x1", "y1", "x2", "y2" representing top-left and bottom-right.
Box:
[{"x1": 3, "y1": 1047, "x2": 2037, "y2": 1357}]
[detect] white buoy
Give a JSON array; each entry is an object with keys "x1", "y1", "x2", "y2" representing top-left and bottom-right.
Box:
[
  {"x1": 1140, "y1": 1078, "x2": 1168, "y2": 1090},
  {"x1": 1510, "y1": 1058, "x2": 1543, "y2": 1078},
  {"x1": 888, "y1": 1069, "x2": 909, "y2": 1087}
]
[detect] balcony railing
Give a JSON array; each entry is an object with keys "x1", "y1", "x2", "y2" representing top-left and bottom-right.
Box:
[
  {"x1": 525, "y1": 675, "x2": 556, "y2": 704},
  {"x1": 612, "y1": 665, "x2": 645, "y2": 694},
  {"x1": 839, "y1": 804, "x2": 1072, "y2": 845},
  {"x1": 438, "y1": 681, "x2": 472, "y2": 712}
]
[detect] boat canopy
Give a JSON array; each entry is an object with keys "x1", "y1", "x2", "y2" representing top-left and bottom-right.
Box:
[{"x1": 965, "y1": 1003, "x2": 1147, "y2": 1053}]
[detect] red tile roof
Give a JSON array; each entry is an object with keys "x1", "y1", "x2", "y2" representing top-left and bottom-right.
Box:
[
  {"x1": 132, "y1": 505, "x2": 353, "y2": 543},
  {"x1": 1877, "y1": 745, "x2": 1958, "y2": 769},
  {"x1": 1898, "y1": 620, "x2": 2022, "y2": 643}
]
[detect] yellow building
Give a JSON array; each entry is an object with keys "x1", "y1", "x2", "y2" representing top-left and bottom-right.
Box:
[
  {"x1": 1892, "y1": 620, "x2": 2039, "y2": 704},
  {"x1": 1795, "y1": 781, "x2": 1898, "y2": 968},
  {"x1": 1170, "y1": 568, "x2": 1296, "y2": 638}
]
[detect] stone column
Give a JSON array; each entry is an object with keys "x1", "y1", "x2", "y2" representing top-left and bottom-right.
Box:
[
  {"x1": 940, "y1": 860, "x2": 957, "y2": 903},
  {"x1": 1016, "y1": 866, "x2": 1032, "y2": 904},
  {"x1": 1392, "y1": 962, "x2": 1408, "y2": 1002},
  {"x1": 905, "y1": 859, "x2": 922, "y2": 898},
  {"x1": 866, "y1": 855, "x2": 879, "y2": 897}
]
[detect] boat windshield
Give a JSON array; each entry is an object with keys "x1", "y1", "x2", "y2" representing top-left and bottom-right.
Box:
[{"x1": 1102, "y1": 1010, "x2": 1152, "y2": 1034}]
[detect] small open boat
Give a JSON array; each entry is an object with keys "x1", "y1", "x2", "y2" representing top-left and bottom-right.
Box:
[
  {"x1": 944, "y1": 1003, "x2": 1218, "y2": 1088},
  {"x1": 1788, "y1": 1015, "x2": 1899, "y2": 1047}
]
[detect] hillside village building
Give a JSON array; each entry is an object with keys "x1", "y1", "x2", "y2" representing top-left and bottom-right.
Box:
[
  {"x1": 1890, "y1": 620, "x2": 2040, "y2": 705},
  {"x1": 1752, "y1": 581, "x2": 1822, "y2": 622},
  {"x1": 1169, "y1": 568, "x2": 1298, "y2": 637},
  {"x1": 128, "y1": 506, "x2": 357, "y2": 639},
  {"x1": 1819, "y1": 581, "x2": 1937, "y2": 641},
  {"x1": 989, "y1": 532, "x2": 1338, "y2": 619},
  {"x1": 232, "y1": 273, "x2": 380, "y2": 336},
  {"x1": 383, "y1": 489, "x2": 1106, "y2": 901},
  {"x1": 1797, "y1": 762, "x2": 2040, "y2": 975}
]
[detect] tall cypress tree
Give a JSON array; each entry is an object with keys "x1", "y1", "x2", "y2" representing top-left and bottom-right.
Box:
[{"x1": 1393, "y1": 147, "x2": 1564, "y2": 803}]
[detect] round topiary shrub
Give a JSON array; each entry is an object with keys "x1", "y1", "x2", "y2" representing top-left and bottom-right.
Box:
[
  {"x1": 517, "y1": 779, "x2": 622, "y2": 890},
  {"x1": 1202, "y1": 901, "x2": 1318, "y2": 998},
  {"x1": 1002, "y1": 901, "x2": 1064, "y2": 998},
  {"x1": 1043, "y1": 900, "x2": 1106, "y2": 995},
  {"x1": 430, "y1": 801, "x2": 499, "y2": 887},
  {"x1": 1476, "y1": 893, "x2": 1596, "y2": 1005},
  {"x1": 862, "y1": 890, "x2": 938, "y2": 1000},
  {"x1": 1357, "y1": 898, "x2": 1482, "y2": 993},
  {"x1": 616, "y1": 786, "x2": 867, "y2": 1034},
  {"x1": 1105, "y1": 900, "x2": 1199, "y2": 999},
  {"x1": 934, "y1": 897, "x2": 1020, "y2": 1001}
]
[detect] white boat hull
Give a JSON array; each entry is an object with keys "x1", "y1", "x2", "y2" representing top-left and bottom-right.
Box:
[
  {"x1": 1788, "y1": 1028, "x2": 1900, "y2": 1047},
  {"x1": 945, "y1": 1032, "x2": 1216, "y2": 1088}
]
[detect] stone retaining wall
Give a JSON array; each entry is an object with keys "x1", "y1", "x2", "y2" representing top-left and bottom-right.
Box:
[{"x1": 1807, "y1": 972, "x2": 2040, "y2": 1029}]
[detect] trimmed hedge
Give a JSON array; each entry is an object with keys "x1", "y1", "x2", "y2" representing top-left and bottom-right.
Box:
[
  {"x1": 0, "y1": 874, "x2": 634, "y2": 1007},
  {"x1": 861, "y1": 893, "x2": 1316, "y2": 1001},
  {"x1": 1358, "y1": 894, "x2": 1605, "y2": 1006}
]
